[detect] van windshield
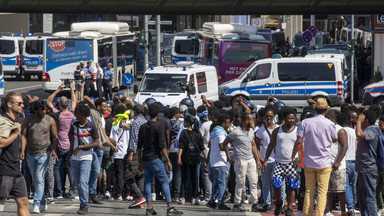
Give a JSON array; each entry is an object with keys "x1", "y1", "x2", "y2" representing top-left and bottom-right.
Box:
[
  {"x1": 0, "y1": 40, "x2": 15, "y2": 54},
  {"x1": 26, "y1": 40, "x2": 43, "y2": 54},
  {"x1": 140, "y1": 74, "x2": 187, "y2": 93},
  {"x1": 174, "y1": 39, "x2": 199, "y2": 55}
]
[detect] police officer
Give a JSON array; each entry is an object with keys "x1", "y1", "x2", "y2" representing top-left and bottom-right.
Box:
[
  {"x1": 103, "y1": 63, "x2": 114, "y2": 101},
  {"x1": 83, "y1": 61, "x2": 95, "y2": 97}
]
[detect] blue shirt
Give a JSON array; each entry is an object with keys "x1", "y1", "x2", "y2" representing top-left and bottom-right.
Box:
[
  {"x1": 103, "y1": 67, "x2": 114, "y2": 80},
  {"x1": 84, "y1": 66, "x2": 92, "y2": 80}
]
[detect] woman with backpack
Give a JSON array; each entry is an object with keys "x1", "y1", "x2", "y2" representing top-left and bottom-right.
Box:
[{"x1": 177, "y1": 115, "x2": 207, "y2": 205}]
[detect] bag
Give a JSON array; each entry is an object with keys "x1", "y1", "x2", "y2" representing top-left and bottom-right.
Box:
[
  {"x1": 368, "y1": 128, "x2": 384, "y2": 171},
  {"x1": 185, "y1": 132, "x2": 200, "y2": 165}
]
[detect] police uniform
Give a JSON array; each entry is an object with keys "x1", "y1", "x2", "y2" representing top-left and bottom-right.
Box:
[
  {"x1": 103, "y1": 67, "x2": 114, "y2": 101},
  {"x1": 83, "y1": 66, "x2": 95, "y2": 97}
]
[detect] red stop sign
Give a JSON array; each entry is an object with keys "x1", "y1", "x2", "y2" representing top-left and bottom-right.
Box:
[{"x1": 49, "y1": 40, "x2": 66, "y2": 52}]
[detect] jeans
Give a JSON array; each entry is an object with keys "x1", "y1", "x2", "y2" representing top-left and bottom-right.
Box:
[
  {"x1": 358, "y1": 170, "x2": 378, "y2": 216},
  {"x1": 210, "y1": 166, "x2": 227, "y2": 205},
  {"x1": 96, "y1": 79, "x2": 103, "y2": 99},
  {"x1": 200, "y1": 156, "x2": 211, "y2": 200},
  {"x1": 261, "y1": 162, "x2": 274, "y2": 205},
  {"x1": 346, "y1": 161, "x2": 357, "y2": 209},
  {"x1": 303, "y1": 166, "x2": 332, "y2": 216},
  {"x1": 27, "y1": 152, "x2": 50, "y2": 207},
  {"x1": 54, "y1": 148, "x2": 73, "y2": 196},
  {"x1": 71, "y1": 159, "x2": 92, "y2": 207},
  {"x1": 378, "y1": 171, "x2": 384, "y2": 209},
  {"x1": 89, "y1": 148, "x2": 103, "y2": 195},
  {"x1": 234, "y1": 158, "x2": 258, "y2": 204},
  {"x1": 142, "y1": 158, "x2": 172, "y2": 204},
  {"x1": 169, "y1": 153, "x2": 181, "y2": 199}
]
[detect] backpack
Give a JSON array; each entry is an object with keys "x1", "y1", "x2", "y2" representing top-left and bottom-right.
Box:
[
  {"x1": 185, "y1": 131, "x2": 201, "y2": 165},
  {"x1": 368, "y1": 128, "x2": 384, "y2": 171}
]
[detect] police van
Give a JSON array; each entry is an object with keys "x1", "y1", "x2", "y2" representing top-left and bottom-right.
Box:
[
  {"x1": 134, "y1": 62, "x2": 218, "y2": 107},
  {"x1": 23, "y1": 36, "x2": 49, "y2": 80},
  {"x1": 219, "y1": 57, "x2": 345, "y2": 107},
  {"x1": 0, "y1": 34, "x2": 24, "y2": 79},
  {"x1": 363, "y1": 81, "x2": 384, "y2": 107}
]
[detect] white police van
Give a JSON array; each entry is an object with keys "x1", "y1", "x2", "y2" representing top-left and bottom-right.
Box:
[
  {"x1": 0, "y1": 35, "x2": 24, "y2": 78},
  {"x1": 363, "y1": 81, "x2": 384, "y2": 107},
  {"x1": 219, "y1": 57, "x2": 345, "y2": 107},
  {"x1": 134, "y1": 62, "x2": 218, "y2": 107}
]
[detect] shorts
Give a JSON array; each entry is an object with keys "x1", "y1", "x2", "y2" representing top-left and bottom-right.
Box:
[
  {"x1": 272, "y1": 162, "x2": 300, "y2": 189},
  {"x1": 0, "y1": 175, "x2": 28, "y2": 203},
  {"x1": 328, "y1": 168, "x2": 346, "y2": 192},
  {"x1": 101, "y1": 147, "x2": 114, "y2": 174}
]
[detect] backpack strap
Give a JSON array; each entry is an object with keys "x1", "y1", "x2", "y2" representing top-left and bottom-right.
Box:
[{"x1": 368, "y1": 127, "x2": 381, "y2": 159}]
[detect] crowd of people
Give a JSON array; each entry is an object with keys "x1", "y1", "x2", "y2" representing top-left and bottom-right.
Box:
[{"x1": 0, "y1": 83, "x2": 384, "y2": 216}]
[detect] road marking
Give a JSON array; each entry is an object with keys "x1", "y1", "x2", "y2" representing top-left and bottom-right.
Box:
[{"x1": 5, "y1": 84, "x2": 42, "y2": 93}]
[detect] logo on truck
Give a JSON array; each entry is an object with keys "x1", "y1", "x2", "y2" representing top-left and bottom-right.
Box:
[{"x1": 49, "y1": 40, "x2": 66, "y2": 52}]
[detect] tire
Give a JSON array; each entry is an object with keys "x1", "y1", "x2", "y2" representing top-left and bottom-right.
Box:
[
  {"x1": 231, "y1": 95, "x2": 248, "y2": 108},
  {"x1": 25, "y1": 74, "x2": 31, "y2": 81},
  {"x1": 375, "y1": 97, "x2": 384, "y2": 108},
  {"x1": 38, "y1": 74, "x2": 42, "y2": 81}
]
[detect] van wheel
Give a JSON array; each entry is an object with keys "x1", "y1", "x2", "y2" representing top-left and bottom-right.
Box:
[
  {"x1": 375, "y1": 97, "x2": 384, "y2": 108},
  {"x1": 232, "y1": 95, "x2": 249, "y2": 108},
  {"x1": 25, "y1": 74, "x2": 31, "y2": 81},
  {"x1": 38, "y1": 74, "x2": 42, "y2": 81}
]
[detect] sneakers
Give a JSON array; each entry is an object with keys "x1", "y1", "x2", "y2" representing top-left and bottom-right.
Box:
[
  {"x1": 274, "y1": 201, "x2": 283, "y2": 216},
  {"x1": 251, "y1": 204, "x2": 260, "y2": 212},
  {"x1": 199, "y1": 199, "x2": 209, "y2": 205},
  {"x1": 55, "y1": 195, "x2": 64, "y2": 200},
  {"x1": 324, "y1": 211, "x2": 334, "y2": 216},
  {"x1": 116, "y1": 196, "x2": 123, "y2": 201},
  {"x1": 146, "y1": 208, "x2": 157, "y2": 215},
  {"x1": 105, "y1": 191, "x2": 111, "y2": 199},
  {"x1": 285, "y1": 207, "x2": 293, "y2": 216},
  {"x1": 166, "y1": 207, "x2": 183, "y2": 215},
  {"x1": 129, "y1": 197, "x2": 146, "y2": 208},
  {"x1": 218, "y1": 204, "x2": 231, "y2": 210},
  {"x1": 77, "y1": 206, "x2": 88, "y2": 215},
  {"x1": 191, "y1": 198, "x2": 199, "y2": 205},
  {"x1": 178, "y1": 198, "x2": 185, "y2": 205},
  {"x1": 151, "y1": 193, "x2": 156, "y2": 201},
  {"x1": 378, "y1": 209, "x2": 384, "y2": 216},
  {"x1": 28, "y1": 198, "x2": 34, "y2": 204},
  {"x1": 90, "y1": 194, "x2": 103, "y2": 205},
  {"x1": 233, "y1": 203, "x2": 247, "y2": 212},
  {"x1": 40, "y1": 204, "x2": 48, "y2": 213},
  {"x1": 206, "y1": 200, "x2": 217, "y2": 209},
  {"x1": 297, "y1": 211, "x2": 303, "y2": 216},
  {"x1": 47, "y1": 197, "x2": 55, "y2": 204},
  {"x1": 32, "y1": 205, "x2": 40, "y2": 214},
  {"x1": 348, "y1": 209, "x2": 359, "y2": 216}
]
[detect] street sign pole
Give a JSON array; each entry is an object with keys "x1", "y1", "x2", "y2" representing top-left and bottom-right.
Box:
[
  {"x1": 156, "y1": 15, "x2": 161, "y2": 66},
  {"x1": 351, "y1": 14, "x2": 355, "y2": 104}
]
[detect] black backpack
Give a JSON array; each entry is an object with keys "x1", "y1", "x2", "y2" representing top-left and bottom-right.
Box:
[{"x1": 185, "y1": 131, "x2": 201, "y2": 165}]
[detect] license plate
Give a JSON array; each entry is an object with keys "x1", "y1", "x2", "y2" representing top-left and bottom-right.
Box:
[{"x1": 27, "y1": 65, "x2": 38, "y2": 69}]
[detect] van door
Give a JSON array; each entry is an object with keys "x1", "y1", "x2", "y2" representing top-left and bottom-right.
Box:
[
  {"x1": 187, "y1": 73, "x2": 203, "y2": 107},
  {"x1": 244, "y1": 63, "x2": 273, "y2": 104},
  {"x1": 275, "y1": 62, "x2": 307, "y2": 106}
]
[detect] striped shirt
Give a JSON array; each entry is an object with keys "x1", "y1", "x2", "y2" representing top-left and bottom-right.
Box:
[
  {"x1": 128, "y1": 115, "x2": 147, "y2": 152},
  {"x1": 70, "y1": 121, "x2": 99, "y2": 161}
]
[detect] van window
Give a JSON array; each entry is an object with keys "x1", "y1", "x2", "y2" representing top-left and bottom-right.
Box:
[
  {"x1": 249, "y1": 63, "x2": 271, "y2": 81},
  {"x1": 278, "y1": 63, "x2": 335, "y2": 82},
  {"x1": 196, "y1": 72, "x2": 207, "y2": 93},
  {"x1": 0, "y1": 40, "x2": 15, "y2": 54},
  {"x1": 175, "y1": 39, "x2": 199, "y2": 55},
  {"x1": 26, "y1": 40, "x2": 43, "y2": 54}
]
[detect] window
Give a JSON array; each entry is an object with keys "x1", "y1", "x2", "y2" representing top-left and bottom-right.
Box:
[
  {"x1": 26, "y1": 40, "x2": 43, "y2": 54},
  {"x1": 278, "y1": 63, "x2": 335, "y2": 82},
  {"x1": 248, "y1": 63, "x2": 271, "y2": 81},
  {"x1": 196, "y1": 72, "x2": 207, "y2": 93},
  {"x1": 0, "y1": 40, "x2": 15, "y2": 54},
  {"x1": 175, "y1": 39, "x2": 199, "y2": 55},
  {"x1": 139, "y1": 74, "x2": 187, "y2": 93}
]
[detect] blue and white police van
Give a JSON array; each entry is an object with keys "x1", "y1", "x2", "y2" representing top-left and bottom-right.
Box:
[
  {"x1": 219, "y1": 57, "x2": 345, "y2": 107},
  {"x1": 363, "y1": 81, "x2": 384, "y2": 107},
  {"x1": 22, "y1": 36, "x2": 49, "y2": 80},
  {"x1": 171, "y1": 35, "x2": 200, "y2": 64},
  {"x1": 0, "y1": 34, "x2": 24, "y2": 78}
]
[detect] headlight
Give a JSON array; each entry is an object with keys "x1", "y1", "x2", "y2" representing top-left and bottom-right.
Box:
[
  {"x1": 364, "y1": 88, "x2": 374, "y2": 93},
  {"x1": 219, "y1": 86, "x2": 229, "y2": 95}
]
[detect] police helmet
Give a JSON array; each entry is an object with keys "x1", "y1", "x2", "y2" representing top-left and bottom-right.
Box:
[
  {"x1": 244, "y1": 100, "x2": 255, "y2": 110},
  {"x1": 180, "y1": 98, "x2": 194, "y2": 108},
  {"x1": 143, "y1": 98, "x2": 156, "y2": 106},
  {"x1": 273, "y1": 101, "x2": 286, "y2": 110}
]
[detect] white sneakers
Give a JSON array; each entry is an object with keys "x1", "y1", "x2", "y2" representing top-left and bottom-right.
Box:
[
  {"x1": 324, "y1": 212, "x2": 334, "y2": 216},
  {"x1": 378, "y1": 208, "x2": 384, "y2": 216},
  {"x1": 32, "y1": 205, "x2": 40, "y2": 214}
]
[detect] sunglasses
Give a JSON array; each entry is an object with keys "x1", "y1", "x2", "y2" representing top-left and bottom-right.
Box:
[{"x1": 11, "y1": 102, "x2": 24, "y2": 106}]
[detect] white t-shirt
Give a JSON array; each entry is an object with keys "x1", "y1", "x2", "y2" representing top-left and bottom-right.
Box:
[
  {"x1": 110, "y1": 124, "x2": 130, "y2": 159},
  {"x1": 275, "y1": 126, "x2": 297, "y2": 164},
  {"x1": 210, "y1": 134, "x2": 227, "y2": 167},
  {"x1": 256, "y1": 125, "x2": 278, "y2": 163},
  {"x1": 330, "y1": 125, "x2": 346, "y2": 169},
  {"x1": 344, "y1": 126, "x2": 357, "y2": 161},
  {"x1": 200, "y1": 121, "x2": 212, "y2": 153}
]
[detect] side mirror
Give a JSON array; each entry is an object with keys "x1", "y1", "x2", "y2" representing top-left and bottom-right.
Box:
[
  {"x1": 160, "y1": 48, "x2": 165, "y2": 55},
  {"x1": 133, "y1": 85, "x2": 138, "y2": 94}
]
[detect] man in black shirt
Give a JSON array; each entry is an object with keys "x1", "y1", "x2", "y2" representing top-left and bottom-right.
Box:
[
  {"x1": 0, "y1": 92, "x2": 30, "y2": 216},
  {"x1": 137, "y1": 103, "x2": 183, "y2": 216}
]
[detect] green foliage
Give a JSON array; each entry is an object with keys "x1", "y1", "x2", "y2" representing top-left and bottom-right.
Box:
[{"x1": 373, "y1": 66, "x2": 383, "y2": 83}]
